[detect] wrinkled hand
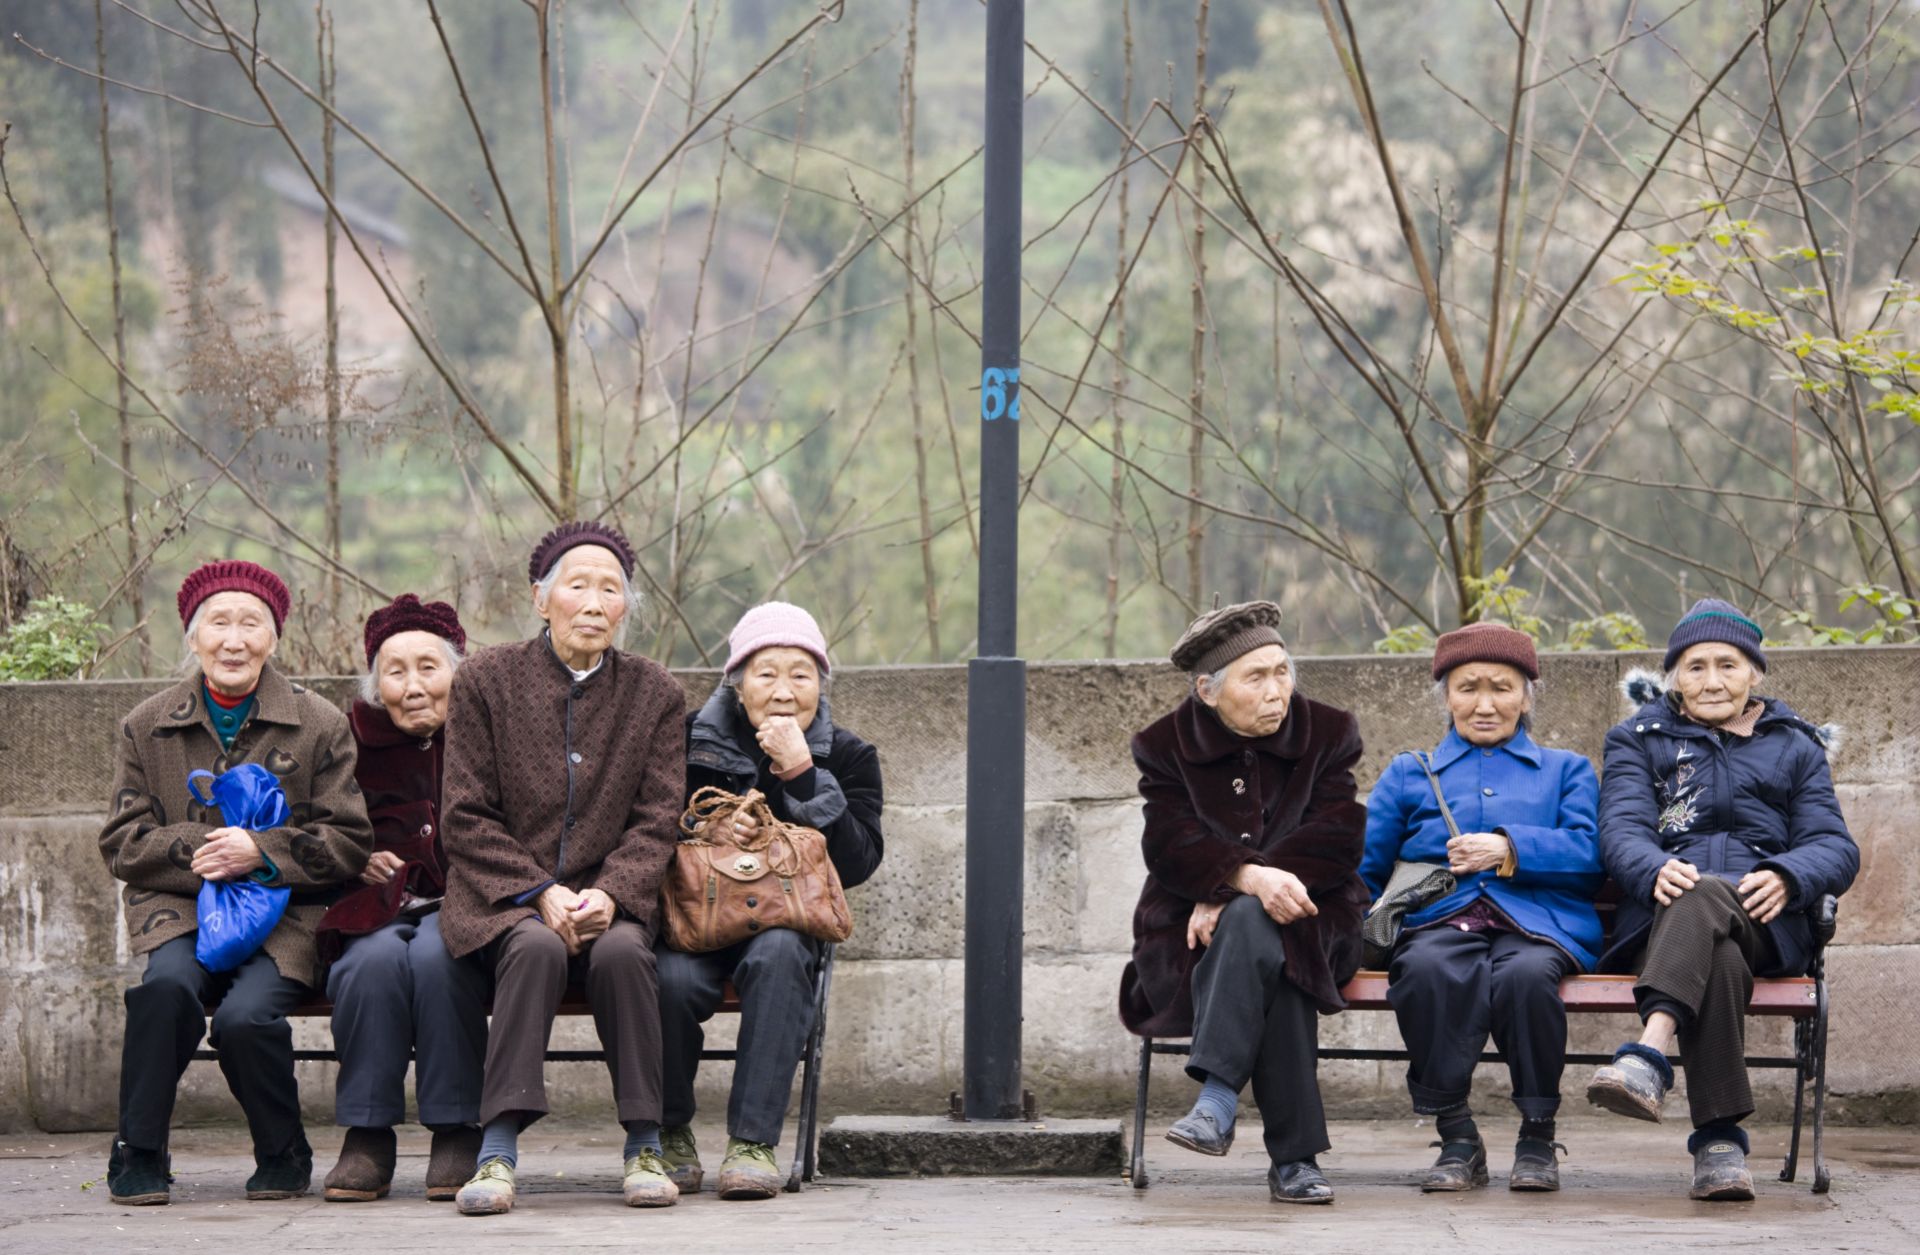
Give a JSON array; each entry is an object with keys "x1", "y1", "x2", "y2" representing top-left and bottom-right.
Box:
[
  {"x1": 571, "y1": 887, "x2": 617, "y2": 943},
  {"x1": 359, "y1": 850, "x2": 406, "y2": 887},
  {"x1": 536, "y1": 884, "x2": 586, "y2": 955},
  {"x1": 1447, "y1": 832, "x2": 1511, "y2": 875},
  {"x1": 1652, "y1": 858, "x2": 1700, "y2": 907},
  {"x1": 1738, "y1": 869, "x2": 1789, "y2": 924},
  {"x1": 756, "y1": 716, "x2": 812, "y2": 779},
  {"x1": 723, "y1": 807, "x2": 762, "y2": 844},
  {"x1": 1187, "y1": 899, "x2": 1225, "y2": 950},
  {"x1": 190, "y1": 828, "x2": 264, "y2": 882},
  {"x1": 1231, "y1": 864, "x2": 1318, "y2": 925}
]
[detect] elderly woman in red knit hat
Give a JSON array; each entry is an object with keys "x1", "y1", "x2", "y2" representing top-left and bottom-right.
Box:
[
  {"x1": 656, "y1": 602, "x2": 884, "y2": 1200},
  {"x1": 314, "y1": 595, "x2": 490, "y2": 1203},
  {"x1": 1360, "y1": 623, "x2": 1601, "y2": 1194},
  {"x1": 440, "y1": 522, "x2": 687, "y2": 1215},
  {"x1": 99, "y1": 561, "x2": 373, "y2": 1206}
]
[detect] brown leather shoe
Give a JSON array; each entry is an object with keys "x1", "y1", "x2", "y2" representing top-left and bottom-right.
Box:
[
  {"x1": 426, "y1": 1126, "x2": 483, "y2": 1202},
  {"x1": 323, "y1": 1127, "x2": 395, "y2": 1202}
]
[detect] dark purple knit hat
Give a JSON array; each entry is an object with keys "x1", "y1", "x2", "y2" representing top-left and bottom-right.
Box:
[
  {"x1": 177, "y1": 560, "x2": 291, "y2": 633},
  {"x1": 1432, "y1": 622, "x2": 1539, "y2": 682},
  {"x1": 1663, "y1": 598, "x2": 1767, "y2": 673},
  {"x1": 364, "y1": 594, "x2": 467, "y2": 665},
  {"x1": 527, "y1": 521, "x2": 637, "y2": 583}
]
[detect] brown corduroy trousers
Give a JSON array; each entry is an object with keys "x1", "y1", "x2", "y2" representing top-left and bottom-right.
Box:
[
  {"x1": 477, "y1": 916, "x2": 662, "y2": 1126},
  {"x1": 1633, "y1": 875, "x2": 1776, "y2": 1128}
]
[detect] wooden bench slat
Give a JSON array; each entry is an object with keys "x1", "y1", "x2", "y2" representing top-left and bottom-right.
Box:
[{"x1": 1337, "y1": 971, "x2": 1816, "y2": 1017}]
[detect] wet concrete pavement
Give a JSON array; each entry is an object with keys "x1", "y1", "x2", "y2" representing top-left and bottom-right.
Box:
[{"x1": 4, "y1": 1116, "x2": 1916, "y2": 1253}]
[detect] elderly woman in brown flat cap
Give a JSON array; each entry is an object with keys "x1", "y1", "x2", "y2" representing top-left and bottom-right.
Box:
[
  {"x1": 1118, "y1": 600, "x2": 1369, "y2": 1205},
  {"x1": 315, "y1": 595, "x2": 489, "y2": 1204},
  {"x1": 439, "y1": 522, "x2": 686, "y2": 1216},
  {"x1": 100, "y1": 560, "x2": 373, "y2": 1207}
]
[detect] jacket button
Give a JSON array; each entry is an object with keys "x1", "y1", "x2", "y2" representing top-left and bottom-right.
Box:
[
  {"x1": 1651, "y1": 722, "x2": 1661, "y2": 730},
  {"x1": 570, "y1": 751, "x2": 583, "y2": 764},
  {"x1": 1636, "y1": 724, "x2": 1646, "y2": 732},
  {"x1": 572, "y1": 685, "x2": 585, "y2": 699},
  {"x1": 1240, "y1": 832, "x2": 1252, "y2": 842},
  {"x1": 1482, "y1": 787, "x2": 1494, "y2": 796},
  {"x1": 420, "y1": 824, "x2": 432, "y2": 837},
  {"x1": 565, "y1": 815, "x2": 577, "y2": 829},
  {"x1": 1482, "y1": 749, "x2": 1492, "y2": 757}
]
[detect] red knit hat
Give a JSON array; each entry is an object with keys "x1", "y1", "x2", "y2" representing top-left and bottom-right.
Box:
[
  {"x1": 177, "y1": 560, "x2": 291, "y2": 633},
  {"x1": 1431, "y1": 621, "x2": 1539, "y2": 681},
  {"x1": 527, "y1": 521, "x2": 637, "y2": 583},
  {"x1": 364, "y1": 594, "x2": 467, "y2": 665}
]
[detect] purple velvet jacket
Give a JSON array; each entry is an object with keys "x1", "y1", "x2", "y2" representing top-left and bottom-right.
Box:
[{"x1": 1118, "y1": 692, "x2": 1369, "y2": 1036}]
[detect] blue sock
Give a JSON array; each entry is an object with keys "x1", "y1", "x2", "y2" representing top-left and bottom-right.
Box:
[
  {"x1": 623, "y1": 1119, "x2": 662, "y2": 1159},
  {"x1": 478, "y1": 1115, "x2": 520, "y2": 1170},
  {"x1": 1192, "y1": 1074, "x2": 1241, "y2": 1133}
]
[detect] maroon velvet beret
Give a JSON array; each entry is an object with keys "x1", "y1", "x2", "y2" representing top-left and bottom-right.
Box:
[
  {"x1": 364, "y1": 594, "x2": 467, "y2": 665},
  {"x1": 527, "y1": 521, "x2": 637, "y2": 583},
  {"x1": 1431, "y1": 621, "x2": 1539, "y2": 682}
]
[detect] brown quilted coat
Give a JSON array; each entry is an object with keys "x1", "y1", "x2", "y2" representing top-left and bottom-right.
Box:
[
  {"x1": 438, "y1": 636, "x2": 687, "y2": 959},
  {"x1": 98, "y1": 665, "x2": 375, "y2": 987}
]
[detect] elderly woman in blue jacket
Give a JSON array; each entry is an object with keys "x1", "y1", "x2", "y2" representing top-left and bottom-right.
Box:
[
  {"x1": 1585, "y1": 600, "x2": 1857, "y2": 1203},
  {"x1": 1362, "y1": 623, "x2": 1602, "y2": 1195}
]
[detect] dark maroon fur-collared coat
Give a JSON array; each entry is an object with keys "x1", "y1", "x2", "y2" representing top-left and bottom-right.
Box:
[
  {"x1": 1118, "y1": 692, "x2": 1369, "y2": 1037},
  {"x1": 314, "y1": 700, "x2": 448, "y2": 965}
]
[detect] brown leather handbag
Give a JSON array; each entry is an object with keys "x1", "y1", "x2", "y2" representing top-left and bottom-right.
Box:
[{"x1": 661, "y1": 786, "x2": 854, "y2": 953}]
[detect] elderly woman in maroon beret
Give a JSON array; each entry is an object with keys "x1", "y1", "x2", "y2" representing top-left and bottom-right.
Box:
[
  {"x1": 100, "y1": 561, "x2": 372, "y2": 1206},
  {"x1": 314, "y1": 595, "x2": 489, "y2": 1203},
  {"x1": 440, "y1": 522, "x2": 687, "y2": 1215},
  {"x1": 1119, "y1": 600, "x2": 1369, "y2": 1205}
]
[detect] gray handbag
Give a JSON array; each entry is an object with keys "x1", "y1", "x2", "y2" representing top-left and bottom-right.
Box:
[{"x1": 1360, "y1": 751, "x2": 1459, "y2": 966}]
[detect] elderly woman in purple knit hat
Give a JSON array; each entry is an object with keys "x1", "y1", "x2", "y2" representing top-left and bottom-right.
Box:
[
  {"x1": 656, "y1": 602, "x2": 884, "y2": 1200},
  {"x1": 439, "y1": 522, "x2": 688, "y2": 1215},
  {"x1": 1361, "y1": 623, "x2": 1601, "y2": 1194},
  {"x1": 1586, "y1": 599, "x2": 1857, "y2": 1201},
  {"x1": 314, "y1": 595, "x2": 490, "y2": 1204}
]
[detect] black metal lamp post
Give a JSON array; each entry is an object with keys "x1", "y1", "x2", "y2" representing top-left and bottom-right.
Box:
[{"x1": 962, "y1": 0, "x2": 1027, "y2": 1123}]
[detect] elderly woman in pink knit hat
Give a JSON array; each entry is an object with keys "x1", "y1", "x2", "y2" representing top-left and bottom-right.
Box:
[{"x1": 656, "y1": 602, "x2": 885, "y2": 1200}]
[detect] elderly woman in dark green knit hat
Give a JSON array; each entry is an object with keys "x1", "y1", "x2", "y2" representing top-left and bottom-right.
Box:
[{"x1": 1588, "y1": 599, "x2": 1858, "y2": 1201}]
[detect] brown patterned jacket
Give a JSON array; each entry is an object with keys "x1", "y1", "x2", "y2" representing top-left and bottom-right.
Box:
[
  {"x1": 99, "y1": 664, "x2": 374, "y2": 987},
  {"x1": 438, "y1": 635, "x2": 687, "y2": 959}
]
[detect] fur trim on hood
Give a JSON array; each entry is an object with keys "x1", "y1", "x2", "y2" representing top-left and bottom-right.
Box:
[{"x1": 1617, "y1": 666, "x2": 1842, "y2": 756}]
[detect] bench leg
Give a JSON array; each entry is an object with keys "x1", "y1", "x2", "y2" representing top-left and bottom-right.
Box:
[
  {"x1": 1812, "y1": 976, "x2": 1831, "y2": 1195},
  {"x1": 1130, "y1": 1038, "x2": 1153, "y2": 1190},
  {"x1": 1782, "y1": 1015, "x2": 1811, "y2": 1184}
]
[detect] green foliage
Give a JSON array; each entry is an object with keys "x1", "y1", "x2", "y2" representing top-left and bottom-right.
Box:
[
  {"x1": 1778, "y1": 584, "x2": 1920, "y2": 646},
  {"x1": 1373, "y1": 571, "x2": 1647, "y2": 655},
  {"x1": 0, "y1": 597, "x2": 102, "y2": 681}
]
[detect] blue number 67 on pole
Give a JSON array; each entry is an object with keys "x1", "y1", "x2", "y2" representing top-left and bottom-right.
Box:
[{"x1": 981, "y1": 366, "x2": 1021, "y2": 421}]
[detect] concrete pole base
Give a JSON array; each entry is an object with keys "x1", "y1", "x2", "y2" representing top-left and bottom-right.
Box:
[{"x1": 817, "y1": 1115, "x2": 1125, "y2": 1177}]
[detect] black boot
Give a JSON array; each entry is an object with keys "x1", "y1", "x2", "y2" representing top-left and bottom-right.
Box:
[
  {"x1": 107, "y1": 1140, "x2": 170, "y2": 1207},
  {"x1": 246, "y1": 1131, "x2": 313, "y2": 1201}
]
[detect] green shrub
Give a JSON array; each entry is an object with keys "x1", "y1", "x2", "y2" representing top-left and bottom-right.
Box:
[{"x1": 0, "y1": 597, "x2": 102, "y2": 680}]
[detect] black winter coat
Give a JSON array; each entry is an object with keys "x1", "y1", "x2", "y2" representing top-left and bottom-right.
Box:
[
  {"x1": 682, "y1": 685, "x2": 884, "y2": 890},
  {"x1": 1598, "y1": 693, "x2": 1858, "y2": 976}
]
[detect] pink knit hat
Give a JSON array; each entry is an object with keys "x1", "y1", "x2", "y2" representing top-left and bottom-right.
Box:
[{"x1": 724, "y1": 602, "x2": 830, "y2": 675}]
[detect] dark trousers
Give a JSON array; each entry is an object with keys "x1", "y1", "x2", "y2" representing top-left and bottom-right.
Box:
[
  {"x1": 118, "y1": 934, "x2": 308, "y2": 1157},
  {"x1": 1633, "y1": 875, "x2": 1775, "y2": 1128},
  {"x1": 658, "y1": 928, "x2": 818, "y2": 1148},
  {"x1": 1387, "y1": 925, "x2": 1573, "y2": 1120},
  {"x1": 1184, "y1": 895, "x2": 1328, "y2": 1165},
  {"x1": 477, "y1": 916, "x2": 662, "y2": 1126},
  {"x1": 327, "y1": 910, "x2": 490, "y2": 1129}
]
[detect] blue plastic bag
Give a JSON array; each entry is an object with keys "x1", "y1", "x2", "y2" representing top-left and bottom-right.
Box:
[{"x1": 189, "y1": 764, "x2": 293, "y2": 973}]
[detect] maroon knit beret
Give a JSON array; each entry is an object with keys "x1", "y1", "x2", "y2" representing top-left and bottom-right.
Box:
[
  {"x1": 364, "y1": 594, "x2": 467, "y2": 665},
  {"x1": 177, "y1": 560, "x2": 291, "y2": 633},
  {"x1": 527, "y1": 521, "x2": 637, "y2": 583},
  {"x1": 1431, "y1": 621, "x2": 1539, "y2": 682}
]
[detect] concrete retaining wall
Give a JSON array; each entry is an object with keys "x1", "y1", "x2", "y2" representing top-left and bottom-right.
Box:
[{"x1": 2, "y1": 648, "x2": 1914, "y2": 1132}]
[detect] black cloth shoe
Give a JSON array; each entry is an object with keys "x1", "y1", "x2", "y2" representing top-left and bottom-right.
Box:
[
  {"x1": 1586, "y1": 1045, "x2": 1670, "y2": 1123},
  {"x1": 107, "y1": 1140, "x2": 170, "y2": 1207},
  {"x1": 1689, "y1": 1129, "x2": 1755, "y2": 1201},
  {"x1": 1421, "y1": 1137, "x2": 1488, "y2": 1192},
  {"x1": 1508, "y1": 1138, "x2": 1564, "y2": 1192},
  {"x1": 246, "y1": 1133, "x2": 313, "y2": 1201},
  {"x1": 1164, "y1": 1109, "x2": 1234, "y2": 1157},
  {"x1": 1268, "y1": 1157, "x2": 1334, "y2": 1204}
]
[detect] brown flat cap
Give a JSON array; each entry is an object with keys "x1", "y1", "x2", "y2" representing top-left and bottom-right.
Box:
[{"x1": 1170, "y1": 600, "x2": 1286, "y2": 674}]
